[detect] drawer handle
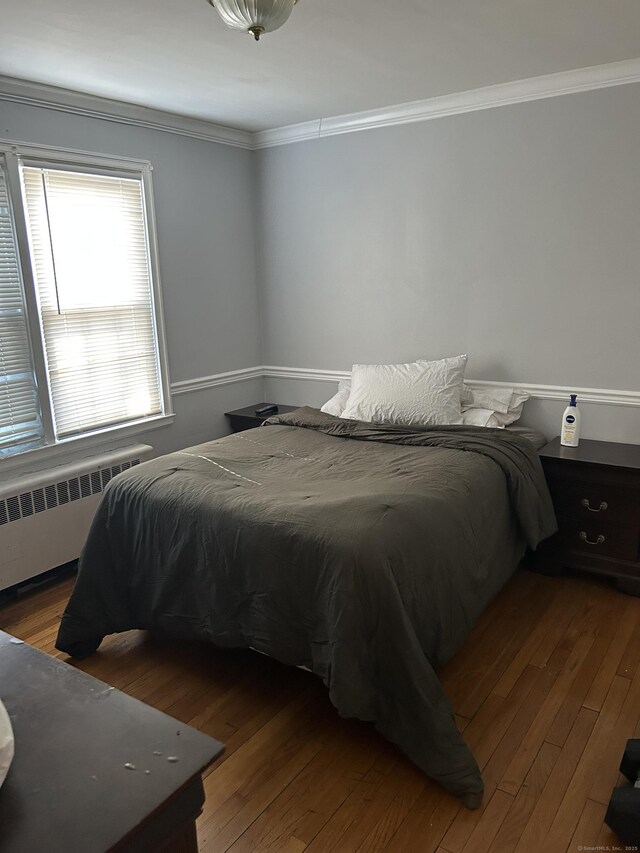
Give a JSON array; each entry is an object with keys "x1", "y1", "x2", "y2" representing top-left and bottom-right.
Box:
[
  {"x1": 579, "y1": 531, "x2": 605, "y2": 546},
  {"x1": 581, "y1": 498, "x2": 608, "y2": 513}
]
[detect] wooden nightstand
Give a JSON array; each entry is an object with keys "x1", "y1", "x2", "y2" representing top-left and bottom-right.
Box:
[
  {"x1": 224, "y1": 403, "x2": 299, "y2": 433},
  {"x1": 535, "y1": 437, "x2": 640, "y2": 595}
]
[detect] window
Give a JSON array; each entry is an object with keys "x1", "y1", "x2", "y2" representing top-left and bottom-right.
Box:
[
  {"x1": 0, "y1": 165, "x2": 43, "y2": 455},
  {"x1": 0, "y1": 144, "x2": 171, "y2": 461}
]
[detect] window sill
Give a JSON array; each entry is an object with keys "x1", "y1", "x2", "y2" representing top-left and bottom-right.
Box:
[{"x1": 0, "y1": 413, "x2": 174, "y2": 478}]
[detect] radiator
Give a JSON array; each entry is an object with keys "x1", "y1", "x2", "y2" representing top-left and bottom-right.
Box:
[{"x1": 0, "y1": 444, "x2": 152, "y2": 591}]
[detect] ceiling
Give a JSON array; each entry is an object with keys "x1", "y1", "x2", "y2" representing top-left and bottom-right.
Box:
[{"x1": 1, "y1": 0, "x2": 640, "y2": 132}]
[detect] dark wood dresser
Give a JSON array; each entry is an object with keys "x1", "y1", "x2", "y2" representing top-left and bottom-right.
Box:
[
  {"x1": 536, "y1": 437, "x2": 640, "y2": 594},
  {"x1": 224, "y1": 403, "x2": 298, "y2": 433},
  {"x1": 0, "y1": 631, "x2": 224, "y2": 852}
]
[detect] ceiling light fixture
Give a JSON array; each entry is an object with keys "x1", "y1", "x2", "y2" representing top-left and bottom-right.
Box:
[{"x1": 207, "y1": 0, "x2": 298, "y2": 41}]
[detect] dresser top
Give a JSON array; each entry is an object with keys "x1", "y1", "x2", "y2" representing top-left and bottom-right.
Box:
[
  {"x1": 0, "y1": 630, "x2": 223, "y2": 852},
  {"x1": 539, "y1": 437, "x2": 640, "y2": 471}
]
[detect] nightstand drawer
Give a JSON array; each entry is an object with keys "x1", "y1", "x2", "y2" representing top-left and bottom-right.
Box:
[
  {"x1": 557, "y1": 519, "x2": 639, "y2": 562},
  {"x1": 537, "y1": 438, "x2": 640, "y2": 594},
  {"x1": 548, "y1": 478, "x2": 639, "y2": 526},
  {"x1": 228, "y1": 414, "x2": 265, "y2": 432}
]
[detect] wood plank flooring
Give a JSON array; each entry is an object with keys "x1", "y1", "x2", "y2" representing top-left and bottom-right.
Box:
[{"x1": 1, "y1": 568, "x2": 638, "y2": 852}]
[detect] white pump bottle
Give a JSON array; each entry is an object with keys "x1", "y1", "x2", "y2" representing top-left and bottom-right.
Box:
[{"x1": 560, "y1": 394, "x2": 581, "y2": 447}]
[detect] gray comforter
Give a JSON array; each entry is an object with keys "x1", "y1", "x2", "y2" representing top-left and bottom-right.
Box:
[{"x1": 56, "y1": 407, "x2": 556, "y2": 807}]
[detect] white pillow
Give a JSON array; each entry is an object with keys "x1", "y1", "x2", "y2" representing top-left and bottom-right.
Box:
[
  {"x1": 493, "y1": 389, "x2": 530, "y2": 426},
  {"x1": 461, "y1": 385, "x2": 515, "y2": 414},
  {"x1": 341, "y1": 355, "x2": 467, "y2": 427},
  {"x1": 320, "y1": 378, "x2": 351, "y2": 417},
  {"x1": 461, "y1": 407, "x2": 499, "y2": 428},
  {"x1": 461, "y1": 386, "x2": 530, "y2": 427}
]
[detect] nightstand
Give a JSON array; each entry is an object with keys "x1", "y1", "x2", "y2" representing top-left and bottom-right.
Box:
[
  {"x1": 224, "y1": 403, "x2": 299, "y2": 433},
  {"x1": 535, "y1": 437, "x2": 640, "y2": 595}
]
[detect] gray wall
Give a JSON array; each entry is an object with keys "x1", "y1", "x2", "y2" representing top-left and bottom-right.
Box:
[
  {"x1": 256, "y1": 84, "x2": 640, "y2": 442},
  {"x1": 2, "y1": 83, "x2": 639, "y2": 451},
  {"x1": 0, "y1": 99, "x2": 265, "y2": 466}
]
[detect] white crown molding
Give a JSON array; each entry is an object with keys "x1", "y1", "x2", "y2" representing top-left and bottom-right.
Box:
[
  {"x1": 253, "y1": 57, "x2": 640, "y2": 148},
  {"x1": 172, "y1": 364, "x2": 640, "y2": 408},
  {"x1": 0, "y1": 75, "x2": 253, "y2": 149},
  {"x1": 253, "y1": 119, "x2": 321, "y2": 149},
  {"x1": 1, "y1": 58, "x2": 640, "y2": 151},
  {"x1": 171, "y1": 366, "x2": 263, "y2": 395}
]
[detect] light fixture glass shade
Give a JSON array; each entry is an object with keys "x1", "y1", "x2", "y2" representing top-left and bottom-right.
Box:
[{"x1": 209, "y1": 0, "x2": 296, "y2": 39}]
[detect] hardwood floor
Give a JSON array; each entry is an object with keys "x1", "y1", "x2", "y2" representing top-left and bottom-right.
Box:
[{"x1": 1, "y1": 567, "x2": 638, "y2": 852}]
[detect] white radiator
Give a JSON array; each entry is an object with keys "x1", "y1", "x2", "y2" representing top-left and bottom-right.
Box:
[{"x1": 0, "y1": 444, "x2": 152, "y2": 591}]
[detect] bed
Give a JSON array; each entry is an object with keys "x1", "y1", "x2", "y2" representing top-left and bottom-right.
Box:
[{"x1": 56, "y1": 407, "x2": 556, "y2": 808}]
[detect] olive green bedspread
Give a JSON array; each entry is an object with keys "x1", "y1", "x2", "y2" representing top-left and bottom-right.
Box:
[{"x1": 56, "y1": 407, "x2": 556, "y2": 807}]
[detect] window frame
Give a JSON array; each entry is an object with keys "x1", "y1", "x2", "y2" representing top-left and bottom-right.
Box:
[{"x1": 0, "y1": 140, "x2": 173, "y2": 473}]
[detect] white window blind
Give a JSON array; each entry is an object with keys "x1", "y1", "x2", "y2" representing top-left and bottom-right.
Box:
[
  {"x1": 21, "y1": 166, "x2": 163, "y2": 439},
  {"x1": 0, "y1": 163, "x2": 44, "y2": 455}
]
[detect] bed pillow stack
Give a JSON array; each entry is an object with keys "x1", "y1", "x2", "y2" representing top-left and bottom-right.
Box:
[
  {"x1": 322, "y1": 355, "x2": 468, "y2": 427},
  {"x1": 320, "y1": 361, "x2": 530, "y2": 428}
]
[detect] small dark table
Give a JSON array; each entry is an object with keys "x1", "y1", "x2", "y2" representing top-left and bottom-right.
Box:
[
  {"x1": 0, "y1": 631, "x2": 224, "y2": 852},
  {"x1": 536, "y1": 437, "x2": 640, "y2": 594},
  {"x1": 224, "y1": 403, "x2": 299, "y2": 433}
]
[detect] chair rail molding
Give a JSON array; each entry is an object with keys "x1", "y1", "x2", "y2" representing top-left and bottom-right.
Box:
[
  {"x1": 171, "y1": 366, "x2": 263, "y2": 395},
  {"x1": 171, "y1": 365, "x2": 640, "y2": 408}
]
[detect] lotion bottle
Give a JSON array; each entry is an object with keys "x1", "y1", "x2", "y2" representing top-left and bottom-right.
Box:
[{"x1": 560, "y1": 394, "x2": 581, "y2": 447}]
